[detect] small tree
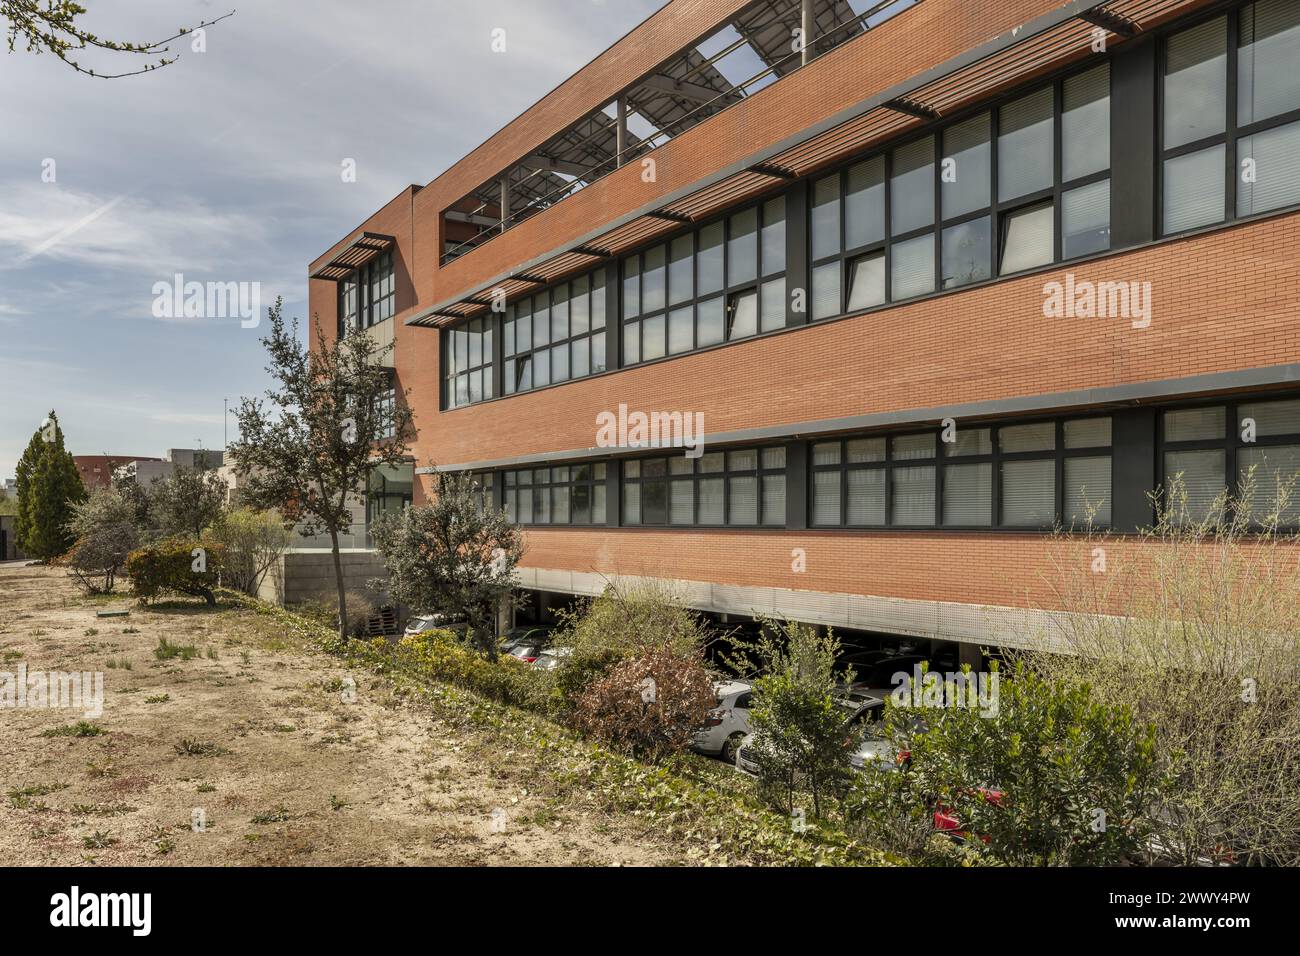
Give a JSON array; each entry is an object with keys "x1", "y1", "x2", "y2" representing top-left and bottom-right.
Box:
[
  {"x1": 62, "y1": 485, "x2": 142, "y2": 593},
  {"x1": 746, "y1": 620, "x2": 856, "y2": 818},
  {"x1": 229, "y1": 298, "x2": 415, "y2": 643},
  {"x1": 369, "y1": 471, "x2": 521, "y2": 658},
  {"x1": 150, "y1": 464, "x2": 228, "y2": 538},
  {"x1": 15, "y1": 410, "x2": 86, "y2": 561},
  {"x1": 206, "y1": 507, "x2": 291, "y2": 596}
]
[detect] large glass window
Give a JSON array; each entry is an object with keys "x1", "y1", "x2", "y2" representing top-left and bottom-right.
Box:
[
  {"x1": 503, "y1": 269, "x2": 606, "y2": 398},
  {"x1": 622, "y1": 198, "x2": 786, "y2": 365},
  {"x1": 443, "y1": 316, "x2": 494, "y2": 409},
  {"x1": 1162, "y1": 2, "x2": 1300, "y2": 235},
  {"x1": 812, "y1": 416, "x2": 1112, "y2": 529},
  {"x1": 622, "y1": 447, "x2": 785, "y2": 527},
  {"x1": 505, "y1": 464, "x2": 607, "y2": 526},
  {"x1": 337, "y1": 250, "x2": 394, "y2": 336}
]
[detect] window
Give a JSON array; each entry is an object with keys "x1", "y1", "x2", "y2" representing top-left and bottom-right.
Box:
[
  {"x1": 503, "y1": 268, "x2": 606, "y2": 398},
  {"x1": 338, "y1": 276, "x2": 358, "y2": 337},
  {"x1": 367, "y1": 462, "x2": 413, "y2": 526},
  {"x1": 336, "y1": 251, "x2": 394, "y2": 335},
  {"x1": 1160, "y1": 397, "x2": 1300, "y2": 524},
  {"x1": 621, "y1": 198, "x2": 786, "y2": 364},
  {"x1": 999, "y1": 202, "x2": 1054, "y2": 275},
  {"x1": 622, "y1": 447, "x2": 785, "y2": 527},
  {"x1": 1162, "y1": 2, "x2": 1300, "y2": 235},
  {"x1": 812, "y1": 416, "x2": 1112, "y2": 529},
  {"x1": 505, "y1": 464, "x2": 607, "y2": 526},
  {"x1": 374, "y1": 387, "x2": 396, "y2": 440},
  {"x1": 443, "y1": 316, "x2": 493, "y2": 409},
  {"x1": 999, "y1": 88, "x2": 1055, "y2": 202}
]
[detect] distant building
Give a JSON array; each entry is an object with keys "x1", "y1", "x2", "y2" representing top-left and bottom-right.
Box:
[
  {"x1": 114, "y1": 449, "x2": 225, "y2": 487},
  {"x1": 73, "y1": 455, "x2": 162, "y2": 491},
  {"x1": 1, "y1": 478, "x2": 15, "y2": 499},
  {"x1": 0, "y1": 515, "x2": 23, "y2": 561}
]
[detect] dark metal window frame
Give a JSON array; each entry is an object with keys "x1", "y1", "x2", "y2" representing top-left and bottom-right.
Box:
[
  {"x1": 504, "y1": 267, "x2": 609, "y2": 396},
  {"x1": 442, "y1": 316, "x2": 495, "y2": 409},
  {"x1": 1158, "y1": 0, "x2": 1300, "y2": 236},
  {"x1": 620, "y1": 195, "x2": 788, "y2": 366},
  {"x1": 621, "y1": 446, "x2": 787, "y2": 528},
  {"x1": 506, "y1": 463, "x2": 609, "y2": 526},
  {"x1": 809, "y1": 60, "x2": 1113, "y2": 318},
  {"x1": 336, "y1": 250, "x2": 395, "y2": 338},
  {"x1": 809, "y1": 415, "x2": 1114, "y2": 531}
]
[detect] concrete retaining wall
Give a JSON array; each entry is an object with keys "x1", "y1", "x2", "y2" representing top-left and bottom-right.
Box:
[{"x1": 259, "y1": 550, "x2": 391, "y2": 607}]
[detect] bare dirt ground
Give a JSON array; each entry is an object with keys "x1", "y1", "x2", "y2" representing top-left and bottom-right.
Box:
[{"x1": 0, "y1": 562, "x2": 691, "y2": 866}]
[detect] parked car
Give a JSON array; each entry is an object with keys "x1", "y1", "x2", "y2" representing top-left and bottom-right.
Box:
[
  {"x1": 500, "y1": 625, "x2": 553, "y2": 657},
  {"x1": 531, "y1": 646, "x2": 572, "y2": 671},
  {"x1": 851, "y1": 655, "x2": 931, "y2": 696},
  {"x1": 735, "y1": 695, "x2": 902, "y2": 775},
  {"x1": 404, "y1": 613, "x2": 469, "y2": 639},
  {"x1": 691, "y1": 680, "x2": 753, "y2": 763}
]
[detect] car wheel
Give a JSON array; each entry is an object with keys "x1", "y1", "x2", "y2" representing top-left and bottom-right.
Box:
[{"x1": 720, "y1": 733, "x2": 744, "y2": 765}]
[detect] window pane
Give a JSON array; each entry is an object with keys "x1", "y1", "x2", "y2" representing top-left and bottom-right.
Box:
[
  {"x1": 592, "y1": 271, "x2": 606, "y2": 328},
  {"x1": 642, "y1": 313, "x2": 665, "y2": 361},
  {"x1": 697, "y1": 296, "x2": 725, "y2": 347},
  {"x1": 623, "y1": 481, "x2": 641, "y2": 524},
  {"x1": 572, "y1": 483, "x2": 591, "y2": 525},
  {"x1": 813, "y1": 470, "x2": 841, "y2": 524},
  {"x1": 812, "y1": 262, "x2": 841, "y2": 320},
  {"x1": 670, "y1": 479, "x2": 694, "y2": 525},
  {"x1": 846, "y1": 155, "x2": 886, "y2": 249},
  {"x1": 642, "y1": 245, "x2": 666, "y2": 315},
  {"x1": 668, "y1": 306, "x2": 693, "y2": 354},
  {"x1": 516, "y1": 355, "x2": 533, "y2": 391},
  {"x1": 762, "y1": 475, "x2": 786, "y2": 525},
  {"x1": 999, "y1": 87, "x2": 1054, "y2": 202},
  {"x1": 669, "y1": 234, "x2": 694, "y2": 305},
  {"x1": 1000, "y1": 421, "x2": 1056, "y2": 452},
  {"x1": 847, "y1": 252, "x2": 886, "y2": 311},
  {"x1": 1001, "y1": 459, "x2": 1055, "y2": 526},
  {"x1": 622, "y1": 257, "x2": 640, "y2": 318},
  {"x1": 1164, "y1": 449, "x2": 1226, "y2": 522},
  {"x1": 1239, "y1": 398, "x2": 1300, "y2": 436},
  {"x1": 813, "y1": 442, "x2": 842, "y2": 466},
  {"x1": 1164, "y1": 145, "x2": 1226, "y2": 233},
  {"x1": 727, "y1": 290, "x2": 758, "y2": 340},
  {"x1": 594, "y1": 483, "x2": 607, "y2": 523},
  {"x1": 944, "y1": 462, "x2": 993, "y2": 525},
  {"x1": 572, "y1": 338, "x2": 590, "y2": 378},
  {"x1": 762, "y1": 446, "x2": 786, "y2": 470},
  {"x1": 592, "y1": 332, "x2": 606, "y2": 373},
  {"x1": 533, "y1": 301, "x2": 551, "y2": 348},
  {"x1": 1164, "y1": 16, "x2": 1227, "y2": 149},
  {"x1": 761, "y1": 277, "x2": 786, "y2": 332},
  {"x1": 848, "y1": 438, "x2": 886, "y2": 462},
  {"x1": 698, "y1": 222, "x2": 724, "y2": 295},
  {"x1": 1062, "y1": 180, "x2": 1111, "y2": 259},
  {"x1": 891, "y1": 136, "x2": 935, "y2": 235},
  {"x1": 1239, "y1": 0, "x2": 1300, "y2": 125},
  {"x1": 762, "y1": 196, "x2": 786, "y2": 276},
  {"x1": 1164, "y1": 406, "x2": 1225, "y2": 441},
  {"x1": 891, "y1": 234, "x2": 935, "y2": 299},
  {"x1": 942, "y1": 114, "x2": 990, "y2": 219},
  {"x1": 729, "y1": 476, "x2": 758, "y2": 525},
  {"x1": 728, "y1": 207, "x2": 758, "y2": 285},
  {"x1": 812, "y1": 175, "x2": 841, "y2": 261},
  {"x1": 1237, "y1": 120, "x2": 1300, "y2": 217},
  {"x1": 571, "y1": 275, "x2": 590, "y2": 335},
  {"x1": 551, "y1": 343, "x2": 569, "y2": 382},
  {"x1": 847, "y1": 468, "x2": 886, "y2": 524},
  {"x1": 946, "y1": 428, "x2": 992, "y2": 456},
  {"x1": 642, "y1": 479, "x2": 668, "y2": 525},
  {"x1": 1063, "y1": 65, "x2": 1110, "y2": 182},
  {"x1": 1238, "y1": 444, "x2": 1300, "y2": 523},
  {"x1": 1065, "y1": 456, "x2": 1112, "y2": 527},
  {"x1": 551, "y1": 285, "x2": 569, "y2": 341},
  {"x1": 941, "y1": 216, "x2": 991, "y2": 289},
  {"x1": 729, "y1": 449, "x2": 758, "y2": 472},
  {"x1": 893, "y1": 433, "x2": 936, "y2": 460},
  {"x1": 1064, "y1": 417, "x2": 1112, "y2": 448},
  {"x1": 698, "y1": 477, "x2": 724, "y2": 524},
  {"x1": 533, "y1": 347, "x2": 550, "y2": 387},
  {"x1": 892, "y1": 465, "x2": 936, "y2": 525},
  {"x1": 552, "y1": 486, "x2": 570, "y2": 524},
  {"x1": 1000, "y1": 201, "x2": 1054, "y2": 275}
]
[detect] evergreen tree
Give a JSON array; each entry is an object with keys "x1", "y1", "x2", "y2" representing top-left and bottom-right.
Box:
[{"x1": 15, "y1": 410, "x2": 86, "y2": 560}]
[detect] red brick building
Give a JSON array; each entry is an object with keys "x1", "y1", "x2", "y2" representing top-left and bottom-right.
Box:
[
  {"x1": 310, "y1": 0, "x2": 1300, "y2": 652},
  {"x1": 73, "y1": 455, "x2": 162, "y2": 491}
]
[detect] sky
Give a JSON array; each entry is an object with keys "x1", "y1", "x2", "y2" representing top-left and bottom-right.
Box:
[{"x1": 0, "y1": 0, "x2": 665, "y2": 479}]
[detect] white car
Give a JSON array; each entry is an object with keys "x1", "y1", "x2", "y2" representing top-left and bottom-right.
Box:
[
  {"x1": 531, "y1": 646, "x2": 573, "y2": 671},
  {"x1": 403, "y1": 613, "x2": 468, "y2": 639},
  {"x1": 692, "y1": 680, "x2": 753, "y2": 764},
  {"x1": 735, "y1": 696, "x2": 900, "y2": 775}
]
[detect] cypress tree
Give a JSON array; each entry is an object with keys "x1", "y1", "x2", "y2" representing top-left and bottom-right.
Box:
[{"x1": 15, "y1": 410, "x2": 86, "y2": 560}]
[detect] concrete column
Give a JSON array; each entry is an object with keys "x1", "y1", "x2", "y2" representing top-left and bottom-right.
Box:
[
  {"x1": 615, "y1": 97, "x2": 628, "y2": 167},
  {"x1": 801, "y1": 0, "x2": 814, "y2": 66}
]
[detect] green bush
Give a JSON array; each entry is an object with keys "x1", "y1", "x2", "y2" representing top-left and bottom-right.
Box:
[
  {"x1": 125, "y1": 537, "x2": 224, "y2": 606},
  {"x1": 396, "y1": 629, "x2": 547, "y2": 710}
]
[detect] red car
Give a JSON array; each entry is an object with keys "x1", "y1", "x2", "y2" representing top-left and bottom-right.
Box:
[{"x1": 933, "y1": 788, "x2": 1003, "y2": 843}]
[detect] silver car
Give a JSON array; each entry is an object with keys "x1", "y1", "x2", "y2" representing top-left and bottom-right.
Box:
[{"x1": 692, "y1": 680, "x2": 754, "y2": 764}]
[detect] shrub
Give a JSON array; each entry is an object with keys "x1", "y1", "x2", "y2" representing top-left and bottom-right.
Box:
[
  {"x1": 570, "y1": 645, "x2": 716, "y2": 760},
  {"x1": 396, "y1": 629, "x2": 545, "y2": 708},
  {"x1": 62, "y1": 486, "x2": 146, "y2": 594},
  {"x1": 125, "y1": 537, "x2": 224, "y2": 605},
  {"x1": 551, "y1": 579, "x2": 711, "y2": 705},
  {"x1": 746, "y1": 620, "x2": 856, "y2": 818},
  {"x1": 205, "y1": 507, "x2": 290, "y2": 596},
  {"x1": 867, "y1": 663, "x2": 1166, "y2": 866}
]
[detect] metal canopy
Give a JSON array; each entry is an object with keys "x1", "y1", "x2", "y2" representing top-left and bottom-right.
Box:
[
  {"x1": 310, "y1": 232, "x2": 394, "y2": 281},
  {"x1": 415, "y1": 0, "x2": 1212, "y2": 328}
]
